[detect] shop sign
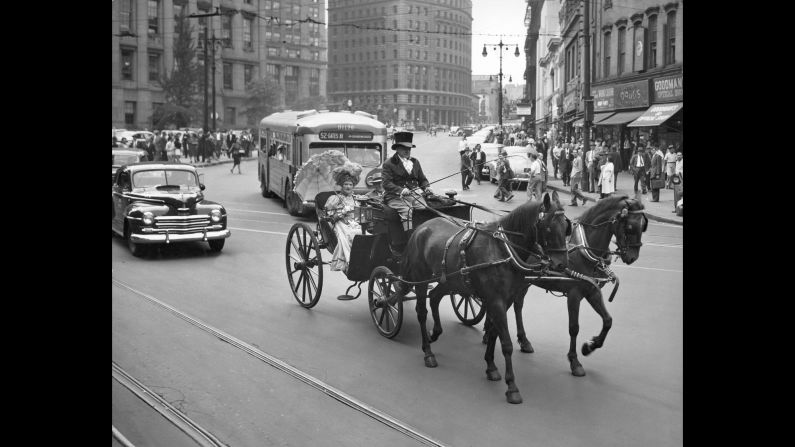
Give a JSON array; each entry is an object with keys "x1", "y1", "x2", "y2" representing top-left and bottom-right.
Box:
[
  {"x1": 614, "y1": 80, "x2": 649, "y2": 110},
  {"x1": 515, "y1": 103, "x2": 533, "y2": 116},
  {"x1": 593, "y1": 86, "x2": 615, "y2": 111},
  {"x1": 563, "y1": 90, "x2": 578, "y2": 112},
  {"x1": 652, "y1": 74, "x2": 683, "y2": 102}
]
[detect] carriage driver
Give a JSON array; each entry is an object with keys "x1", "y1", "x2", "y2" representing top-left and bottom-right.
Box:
[{"x1": 381, "y1": 131, "x2": 434, "y2": 252}]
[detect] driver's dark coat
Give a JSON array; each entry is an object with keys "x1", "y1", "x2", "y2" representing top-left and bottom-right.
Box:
[{"x1": 381, "y1": 152, "x2": 430, "y2": 203}]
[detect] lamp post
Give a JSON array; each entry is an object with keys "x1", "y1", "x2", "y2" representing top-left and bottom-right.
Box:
[{"x1": 482, "y1": 40, "x2": 520, "y2": 127}]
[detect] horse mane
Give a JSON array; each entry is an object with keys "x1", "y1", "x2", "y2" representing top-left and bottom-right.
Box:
[
  {"x1": 483, "y1": 200, "x2": 543, "y2": 235},
  {"x1": 577, "y1": 195, "x2": 641, "y2": 225}
]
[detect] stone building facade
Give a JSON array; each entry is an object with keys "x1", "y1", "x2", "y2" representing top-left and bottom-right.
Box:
[
  {"x1": 112, "y1": 0, "x2": 328, "y2": 130},
  {"x1": 326, "y1": 0, "x2": 473, "y2": 127}
]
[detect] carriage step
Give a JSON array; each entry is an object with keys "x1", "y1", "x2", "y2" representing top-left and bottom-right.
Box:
[{"x1": 337, "y1": 294, "x2": 358, "y2": 301}]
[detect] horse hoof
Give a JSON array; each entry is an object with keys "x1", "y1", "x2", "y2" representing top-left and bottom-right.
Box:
[
  {"x1": 486, "y1": 369, "x2": 501, "y2": 381},
  {"x1": 571, "y1": 365, "x2": 586, "y2": 377},
  {"x1": 581, "y1": 342, "x2": 594, "y2": 356},
  {"x1": 520, "y1": 340, "x2": 534, "y2": 353},
  {"x1": 505, "y1": 391, "x2": 523, "y2": 404},
  {"x1": 424, "y1": 355, "x2": 438, "y2": 368}
]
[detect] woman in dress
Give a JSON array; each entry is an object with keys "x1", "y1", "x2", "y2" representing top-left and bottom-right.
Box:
[
  {"x1": 597, "y1": 152, "x2": 615, "y2": 199},
  {"x1": 324, "y1": 163, "x2": 364, "y2": 273}
]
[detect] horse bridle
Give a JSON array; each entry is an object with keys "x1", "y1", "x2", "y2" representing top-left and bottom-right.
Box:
[
  {"x1": 537, "y1": 209, "x2": 571, "y2": 257},
  {"x1": 574, "y1": 201, "x2": 647, "y2": 259}
]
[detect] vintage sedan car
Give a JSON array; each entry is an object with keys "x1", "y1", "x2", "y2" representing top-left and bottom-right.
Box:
[
  {"x1": 112, "y1": 162, "x2": 230, "y2": 257},
  {"x1": 486, "y1": 145, "x2": 535, "y2": 190},
  {"x1": 112, "y1": 149, "x2": 147, "y2": 183}
]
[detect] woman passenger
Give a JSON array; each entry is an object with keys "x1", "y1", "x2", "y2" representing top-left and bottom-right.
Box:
[{"x1": 324, "y1": 163, "x2": 364, "y2": 273}]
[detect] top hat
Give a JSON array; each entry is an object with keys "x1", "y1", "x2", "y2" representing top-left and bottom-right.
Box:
[{"x1": 392, "y1": 131, "x2": 416, "y2": 149}]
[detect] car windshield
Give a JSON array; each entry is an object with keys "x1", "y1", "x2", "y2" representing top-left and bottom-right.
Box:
[
  {"x1": 132, "y1": 169, "x2": 199, "y2": 190},
  {"x1": 113, "y1": 154, "x2": 140, "y2": 166}
]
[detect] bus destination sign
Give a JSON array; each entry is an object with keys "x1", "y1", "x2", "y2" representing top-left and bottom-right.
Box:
[{"x1": 319, "y1": 130, "x2": 373, "y2": 141}]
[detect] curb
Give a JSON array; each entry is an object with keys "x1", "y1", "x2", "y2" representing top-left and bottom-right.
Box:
[
  {"x1": 545, "y1": 184, "x2": 682, "y2": 226},
  {"x1": 184, "y1": 155, "x2": 257, "y2": 168}
]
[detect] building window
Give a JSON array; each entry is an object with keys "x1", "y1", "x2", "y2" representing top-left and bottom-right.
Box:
[
  {"x1": 310, "y1": 68, "x2": 320, "y2": 96},
  {"x1": 147, "y1": 0, "x2": 159, "y2": 35},
  {"x1": 268, "y1": 47, "x2": 279, "y2": 57},
  {"x1": 666, "y1": 11, "x2": 676, "y2": 64},
  {"x1": 223, "y1": 62, "x2": 233, "y2": 89},
  {"x1": 243, "y1": 17, "x2": 254, "y2": 50},
  {"x1": 632, "y1": 22, "x2": 642, "y2": 72},
  {"x1": 121, "y1": 49, "x2": 134, "y2": 80},
  {"x1": 148, "y1": 52, "x2": 161, "y2": 82},
  {"x1": 603, "y1": 31, "x2": 611, "y2": 77},
  {"x1": 225, "y1": 107, "x2": 236, "y2": 126},
  {"x1": 120, "y1": 0, "x2": 134, "y2": 32},
  {"x1": 124, "y1": 101, "x2": 136, "y2": 125},
  {"x1": 617, "y1": 27, "x2": 626, "y2": 75},
  {"x1": 222, "y1": 15, "x2": 232, "y2": 48},
  {"x1": 647, "y1": 15, "x2": 657, "y2": 69},
  {"x1": 244, "y1": 64, "x2": 254, "y2": 85},
  {"x1": 285, "y1": 66, "x2": 299, "y2": 104}
]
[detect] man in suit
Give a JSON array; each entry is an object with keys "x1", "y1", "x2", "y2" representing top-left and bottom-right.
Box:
[
  {"x1": 460, "y1": 146, "x2": 474, "y2": 190},
  {"x1": 649, "y1": 145, "x2": 665, "y2": 202},
  {"x1": 381, "y1": 131, "x2": 433, "y2": 253},
  {"x1": 470, "y1": 144, "x2": 486, "y2": 185},
  {"x1": 629, "y1": 146, "x2": 650, "y2": 194}
]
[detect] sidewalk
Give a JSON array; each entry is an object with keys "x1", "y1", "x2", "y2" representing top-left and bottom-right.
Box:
[
  {"x1": 544, "y1": 168, "x2": 683, "y2": 226},
  {"x1": 174, "y1": 150, "x2": 258, "y2": 168}
]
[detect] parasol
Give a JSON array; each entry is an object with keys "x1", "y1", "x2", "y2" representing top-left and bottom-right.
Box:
[{"x1": 292, "y1": 150, "x2": 349, "y2": 202}]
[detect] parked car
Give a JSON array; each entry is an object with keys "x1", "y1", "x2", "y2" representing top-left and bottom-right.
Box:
[
  {"x1": 448, "y1": 126, "x2": 460, "y2": 136},
  {"x1": 112, "y1": 162, "x2": 231, "y2": 257},
  {"x1": 112, "y1": 148, "x2": 147, "y2": 183},
  {"x1": 116, "y1": 130, "x2": 155, "y2": 148},
  {"x1": 486, "y1": 145, "x2": 533, "y2": 190}
]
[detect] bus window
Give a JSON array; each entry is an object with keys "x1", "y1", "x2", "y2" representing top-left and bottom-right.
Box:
[
  {"x1": 346, "y1": 144, "x2": 382, "y2": 167},
  {"x1": 308, "y1": 142, "x2": 345, "y2": 158}
]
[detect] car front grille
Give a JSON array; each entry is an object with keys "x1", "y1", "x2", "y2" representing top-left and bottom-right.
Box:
[{"x1": 155, "y1": 215, "x2": 212, "y2": 233}]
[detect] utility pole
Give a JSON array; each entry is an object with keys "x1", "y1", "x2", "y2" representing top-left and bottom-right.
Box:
[
  {"x1": 187, "y1": 8, "x2": 221, "y2": 132},
  {"x1": 583, "y1": 0, "x2": 592, "y2": 157}
]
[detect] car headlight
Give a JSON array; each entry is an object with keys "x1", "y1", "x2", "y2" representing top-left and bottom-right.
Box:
[
  {"x1": 142, "y1": 212, "x2": 154, "y2": 225},
  {"x1": 211, "y1": 209, "x2": 222, "y2": 223}
]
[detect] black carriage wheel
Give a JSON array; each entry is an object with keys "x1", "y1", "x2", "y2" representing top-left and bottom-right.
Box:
[
  {"x1": 451, "y1": 293, "x2": 486, "y2": 326},
  {"x1": 286, "y1": 223, "x2": 323, "y2": 308},
  {"x1": 368, "y1": 266, "x2": 403, "y2": 338}
]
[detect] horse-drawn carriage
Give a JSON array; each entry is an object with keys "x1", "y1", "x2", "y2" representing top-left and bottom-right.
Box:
[{"x1": 285, "y1": 191, "x2": 487, "y2": 338}]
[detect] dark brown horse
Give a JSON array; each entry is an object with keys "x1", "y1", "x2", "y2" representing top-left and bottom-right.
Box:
[
  {"x1": 484, "y1": 194, "x2": 648, "y2": 376},
  {"x1": 400, "y1": 192, "x2": 570, "y2": 404}
]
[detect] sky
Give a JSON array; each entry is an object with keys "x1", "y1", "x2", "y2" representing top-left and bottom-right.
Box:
[{"x1": 470, "y1": 0, "x2": 528, "y2": 85}]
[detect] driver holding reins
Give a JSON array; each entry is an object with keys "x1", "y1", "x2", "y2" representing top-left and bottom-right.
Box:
[{"x1": 381, "y1": 131, "x2": 434, "y2": 253}]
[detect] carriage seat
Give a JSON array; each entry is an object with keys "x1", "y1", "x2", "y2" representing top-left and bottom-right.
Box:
[{"x1": 314, "y1": 191, "x2": 339, "y2": 252}]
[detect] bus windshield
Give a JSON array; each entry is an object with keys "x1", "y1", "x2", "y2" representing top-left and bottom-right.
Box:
[{"x1": 308, "y1": 142, "x2": 383, "y2": 167}]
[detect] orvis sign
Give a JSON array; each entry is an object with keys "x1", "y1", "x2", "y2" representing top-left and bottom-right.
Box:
[
  {"x1": 652, "y1": 74, "x2": 683, "y2": 102},
  {"x1": 614, "y1": 80, "x2": 649, "y2": 110}
]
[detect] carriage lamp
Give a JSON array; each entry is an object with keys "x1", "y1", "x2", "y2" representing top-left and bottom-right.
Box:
[
  {"x1": 211, "y1": 209, "x2": 222, "y2": 223},
  {"x1": 142, "y1": 212, "x2": 154, "y2": 225},
  {"x1": 354, "y1": 205, "x2": 373, "y2": 225}
]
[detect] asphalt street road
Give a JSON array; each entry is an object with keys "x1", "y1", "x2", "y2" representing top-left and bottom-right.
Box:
[{"x1": 112, "y1": 133, "x2": 683, "y2": 447}]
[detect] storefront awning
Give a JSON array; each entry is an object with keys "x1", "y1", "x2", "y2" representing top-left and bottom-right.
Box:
[
  {"x1": 572, "y1": 118, "x2": 584, "y2": 127},
  {"x1": 594, "y1": 109, "x2": 646, "y2": 126},
  {"x1": 593, "y1": 112, "x2": 615, "y2": 124},
  {"x1": 627, "y1": 102, "x2": 683, "y2": 127}
]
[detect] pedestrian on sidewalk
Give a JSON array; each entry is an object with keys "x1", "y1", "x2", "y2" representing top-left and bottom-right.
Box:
[
  {"x1": 585, "y1": 145, "x2": 596, "y2": 193},
  {"x1": 597, "y1": 152, "x2": 615, "y2": 199},
  {"x1": 611, "y1": 143, "x2": 622, "y2": 189},
  {"x1": 569, "y1": 147, "x2": 585, "y2": 206},
  {"x1": 470, "y1": 144, "x2": 485, "y2": 185},
  {"x1": 494, "y1": 152, "x2": 514, "y2": 202},
  {"x1": 230, "y1": 139, "x2": 243, "y2": 174},
  {"x1": 664, "y1": 145, "x2": 677, "y2": 188},
  {"x1": 551, "y1": 141, "x2": 561, "y2": 179},
  {"x1": 559, "y1": 143, "x2": 572, "y2": 186},
  {"x1": 526, "y1": 152, "x2": 543, "y2": 201},
  {"x1": 460, "y1": 146, "x2": 474, "y2": 190},
  {"x1": 649, "y1": 145, "x2": 665, "y2": 202},
  {"x1": 629, "y1": 146, "x2": 650, "y2": 194},
  {"x1": 165, "y1": 135, "x2": 177, "y2": 162},
  {"x1": 675, "y1": 151, "x2": 683, "y2": 181}
]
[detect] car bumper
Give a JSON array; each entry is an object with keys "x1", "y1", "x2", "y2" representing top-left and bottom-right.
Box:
[{"x1": 130, "y1": 228, "x2": 231, "y2": 244}]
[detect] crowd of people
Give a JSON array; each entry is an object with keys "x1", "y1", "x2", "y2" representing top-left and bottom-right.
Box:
[{"x1": 112, "y1": 129, "x2": 256, "y2": 167}]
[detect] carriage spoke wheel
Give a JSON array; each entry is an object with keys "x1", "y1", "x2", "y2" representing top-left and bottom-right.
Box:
[
  {"x1": 286, "y1": 223, "x2": 323, "y2": 308},
  {"x1": 451, "y1": 293, "x2": 486, "y2": 326},
  {"x1": 368, "y1": 266, "x2": 403, "y2": 338}
]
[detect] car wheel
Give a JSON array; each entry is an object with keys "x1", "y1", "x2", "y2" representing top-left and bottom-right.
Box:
[
  {"x1": 208, "y1": 239, "x2": 225, "y2": 252},
  {"x1": 125, "y1": 226, "x2": 148, "y2": 257}
]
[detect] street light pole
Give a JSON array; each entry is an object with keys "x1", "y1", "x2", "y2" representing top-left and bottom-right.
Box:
[
  {"x1": 583, "y1": 0, "x2": 592, "y2": 157},
  {"x1": 482, "y1": 40, "x2": 520, "y2": 127},
  {"x1": 188, "y1": 8, "x2": 221, "y2": 132}
]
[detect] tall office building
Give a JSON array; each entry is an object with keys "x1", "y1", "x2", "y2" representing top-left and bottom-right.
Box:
[
  {"x1": 112, "y1": 0, "x2": 327, "y2": 130},
  {"x1": 327, "y1": 0, "x2": 472, "y2": 127}
]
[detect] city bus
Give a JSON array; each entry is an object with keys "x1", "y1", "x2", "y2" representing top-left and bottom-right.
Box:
[{"x1": 258, "y1": 110, "x2": 388, "y2": 216}]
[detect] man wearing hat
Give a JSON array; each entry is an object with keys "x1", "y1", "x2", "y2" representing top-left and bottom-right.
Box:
[
  {"x1": 629, "y1": 146, "x2": 651, "y2": 194},
  {"x1": 381, "y1": 131, "x2": 433, "y2": 252},
  {"x1": 364, "y1": 171, "x2": 385, "y2": 201},
  {"x1": 460, "y1": 146, "x2": 474, "y2": 190}
]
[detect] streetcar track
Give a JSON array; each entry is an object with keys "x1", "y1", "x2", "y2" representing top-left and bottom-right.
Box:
[
  {"x1": 112, "y1": 278, "x2": 447, "y2": 447},
  {"x1": 113, "y1": 362, "x2": 227, "y2": 447},
  {"x1": 610, "y1": 264, "x2": 682, "y2": 273}
]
